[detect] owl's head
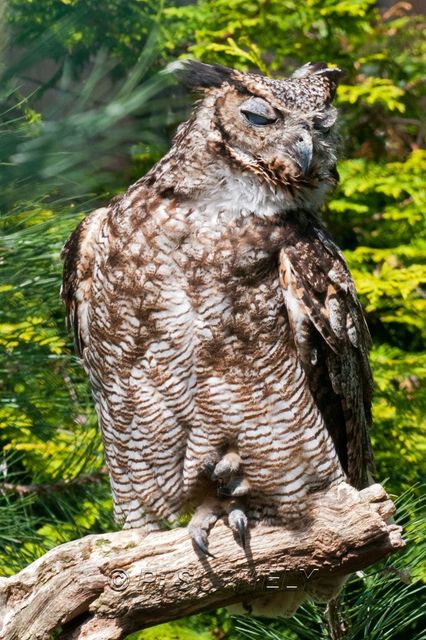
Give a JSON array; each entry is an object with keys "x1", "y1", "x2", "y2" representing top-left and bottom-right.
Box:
[{"x1": 171, "y1": 60, "x2": 343, "y2": 213}]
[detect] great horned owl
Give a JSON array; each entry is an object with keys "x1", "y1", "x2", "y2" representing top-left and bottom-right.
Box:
[{"x1": 62, "y1": 60, "x2": 373, "y2": 615}]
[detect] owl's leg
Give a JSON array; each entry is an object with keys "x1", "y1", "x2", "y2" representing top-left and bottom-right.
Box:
[
  {"x1": 189, "y1": 450, "x2": 250, "y2": 555},
  {"x1": 188, "y1": 497, "x2": 224, "y2": 557},
  {"x1": 211, "y1": 449, "x2": 250, "y2": 547},
  {"x1": 211, "y1": 449, "x2": 252, "y2": 498},
  {"x1": 211, "y1": 449, "x2": 241, "y2": 480},
  {"x1": 219, "y1": 477, "x2": 251, "y2": 497}
]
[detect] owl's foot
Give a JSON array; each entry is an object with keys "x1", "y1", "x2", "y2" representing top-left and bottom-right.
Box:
[
  {"x1": 189, "y1": 450, "x2": 250, "y2": 555},
  {"x1": 188, "y1": 497, "x2": 223, "y2": 557},
  {"x1": 212, "y1": 449, "x2": 249, "y2": 546},
  {"x1": 218, "y1": 476, "x2": 251, "y2": 497},
  {"x1": 211, "y1": 449, "x2": 241, "y2": 480},
  {"x1": 227, "y1": 500, "x2": 248, "y2": 548},
  {"x1": 211, "y1": 449, "x2": 252, "y2": 498}
]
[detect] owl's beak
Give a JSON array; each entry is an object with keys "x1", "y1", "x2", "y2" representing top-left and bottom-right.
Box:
[{"x1": 293, "y1": 128, "x2": 313, "y2": 175}]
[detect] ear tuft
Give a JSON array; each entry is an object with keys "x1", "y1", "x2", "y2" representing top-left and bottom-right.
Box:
[
  {"x1": 316, "y1": 67, "x2": 344, "y2": 102},
  {"x1": 291, "y1": 62, "x2": 327, "y2": 79},
  {"x1": 291, "y1": 62, "x2": 344, "y2": 102},
  {"x1": 291, "y1": 62, "x2": 344, "y2": 80},
  {"x1": 164, "y1": 59, "x2": 236, "y2": 90}
]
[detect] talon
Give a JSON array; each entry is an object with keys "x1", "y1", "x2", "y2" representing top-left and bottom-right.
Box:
[
  {"x1": 188, "y1": 497, "x2": 222, "y2": 559},
  {"x1": 190, "y1": 529, "x2": 215, "y2": 558},
  {"x1": 228, "y1": 505, "x2": 248, "y2": 548},
  {"x1": 236, "y1": 517, "x2": 247, "y2": 548}
]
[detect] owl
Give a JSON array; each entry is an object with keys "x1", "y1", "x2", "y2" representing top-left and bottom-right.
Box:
[{"x1": 61, "y1": 60, "x2": 374, "y2": 614}]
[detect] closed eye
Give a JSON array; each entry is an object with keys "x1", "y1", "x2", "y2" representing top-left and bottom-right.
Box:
[{"x1": 241, "y1": 110, "x2": 277, "y2": 126}]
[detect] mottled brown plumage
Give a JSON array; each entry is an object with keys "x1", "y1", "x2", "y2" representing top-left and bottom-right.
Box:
[{"x1": 62, "y1": 60, "x2": 374, "y2": 615}]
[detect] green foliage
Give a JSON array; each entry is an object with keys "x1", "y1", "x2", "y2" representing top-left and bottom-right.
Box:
[
  {"x1": 128, "y1": 622, "x2": 213, "y2": 640},
  {"x1": 370, "y1": 347, "x2": 425, "y2": 492},
  {"x1": 1, "y1": 1, "x2": 425, "y2": 639},
  {"x1": 334, "y1": 151, "x2": 426, "y2": 338},
  {"x1": 5, "y1": 0, "x2": 164, "y2": 73}
]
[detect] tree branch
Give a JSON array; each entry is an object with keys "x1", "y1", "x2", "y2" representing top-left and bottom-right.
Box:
[
  {"x1": 0, "y1": 483, "x2": 404, "y2": 640},
  {"x1": 0, "y1": 468, "x2": 108, "y2": 496}
]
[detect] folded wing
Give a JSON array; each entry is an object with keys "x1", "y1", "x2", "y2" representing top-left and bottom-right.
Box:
[{"x1": 279, "y1": 216, "x2": 374, "y2": 488}]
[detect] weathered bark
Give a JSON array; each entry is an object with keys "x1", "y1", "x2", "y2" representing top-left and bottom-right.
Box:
[{"x1": 0, "y1": 483, "x2": 403, "y2": 640}]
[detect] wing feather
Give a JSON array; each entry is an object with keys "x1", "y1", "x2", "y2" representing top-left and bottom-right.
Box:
[
  {"x1": 279, "y1": 217, "x2": 373, "y2": 488},
  {"x1": 61, "y1": 207, "x2": 110, "y2": 356}
]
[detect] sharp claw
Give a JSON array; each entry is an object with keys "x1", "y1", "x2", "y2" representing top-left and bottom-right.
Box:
[
  {"x1": 236, "y1": 517, "x2": 246, "y2": 548},
  {"x1": 191, "y1": 530, "x2": 215, "y2": 558},
  {"x1": 228, "y1": 506, "x2": 248, "y2": 548}
]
